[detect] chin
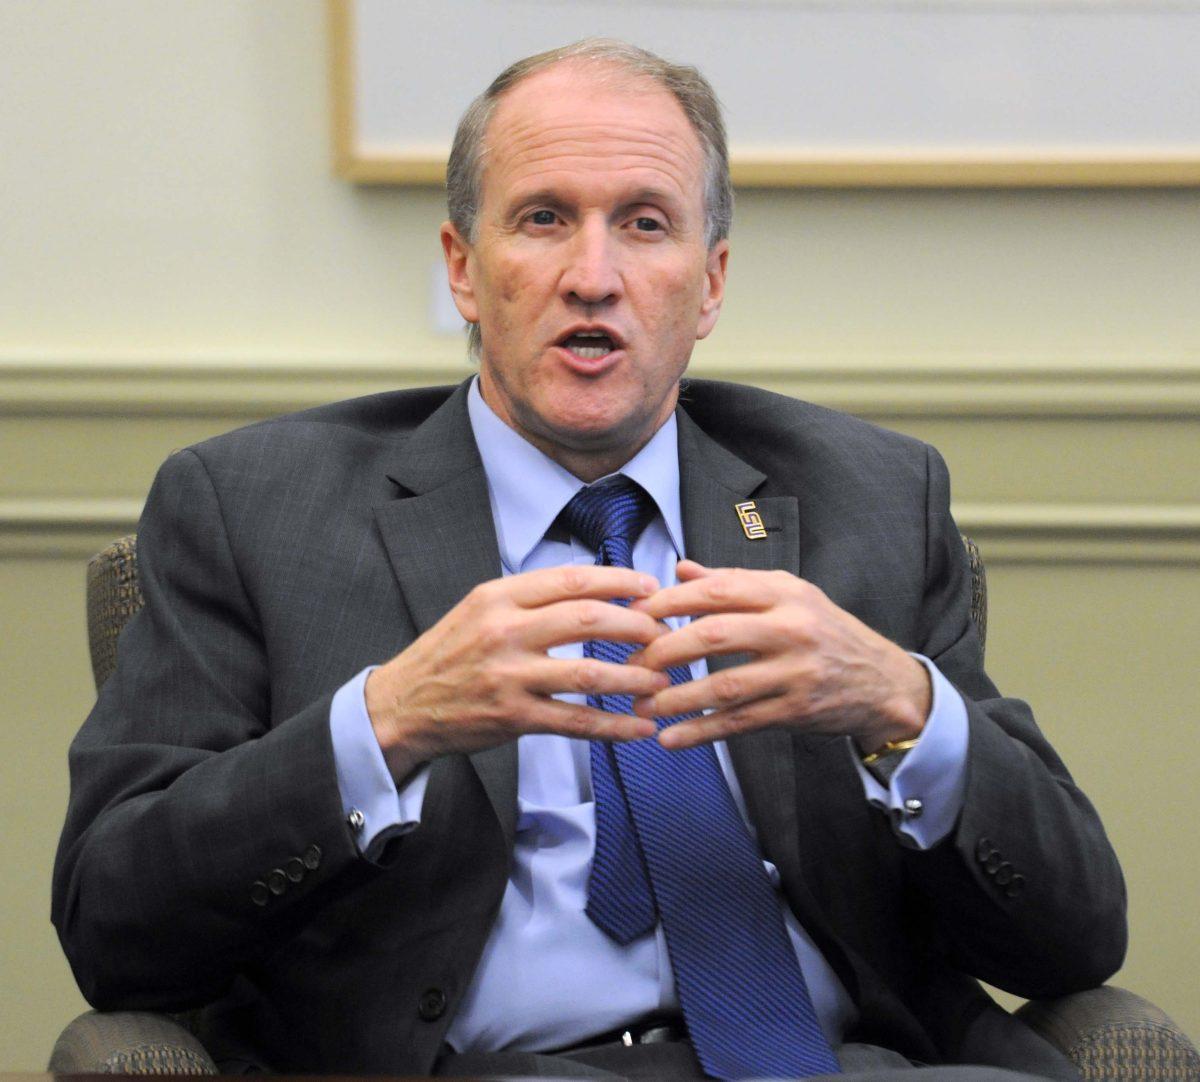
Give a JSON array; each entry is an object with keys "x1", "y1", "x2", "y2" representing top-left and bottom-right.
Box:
[
  {"x1": 546, "y1": 418, "x2": 631, "y2": 451},
  {"x1": 523, "y1": 402, "x2": 637, "y2": 446}
]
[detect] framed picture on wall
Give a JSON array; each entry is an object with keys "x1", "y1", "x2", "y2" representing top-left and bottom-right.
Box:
[{"x1": 328, "y1": 0, "x2": 1200, "y2": 188}]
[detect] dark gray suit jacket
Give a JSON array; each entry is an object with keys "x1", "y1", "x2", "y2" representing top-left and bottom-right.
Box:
[{"x1": 53, "y1": 379, "x2": 1126, "y2": 1075}]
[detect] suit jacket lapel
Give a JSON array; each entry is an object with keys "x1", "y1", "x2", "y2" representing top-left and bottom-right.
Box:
[
  {"x1": 373, "y1": 381, "x2": 518, "y2": 848},
  {"x1": 676, "y1": 408, "x2": 808, "y2": 890},
  {"x1": 677, "y1": 406, "x2": 867, "y2": 1006}
]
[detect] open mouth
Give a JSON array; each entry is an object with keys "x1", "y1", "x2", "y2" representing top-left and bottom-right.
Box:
[{"x1": 559, "y1": 330, "x2": 620, "y2": 360}]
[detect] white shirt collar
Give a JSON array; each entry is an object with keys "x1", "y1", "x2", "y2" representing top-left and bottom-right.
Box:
[{"x1": 466, "y1": 377, "x2": 685, "y2": 572}]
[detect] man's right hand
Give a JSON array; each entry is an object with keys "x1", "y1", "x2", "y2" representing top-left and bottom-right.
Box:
[{"x1": 364, "y1": 565, "x2": 668, "y2": 782}]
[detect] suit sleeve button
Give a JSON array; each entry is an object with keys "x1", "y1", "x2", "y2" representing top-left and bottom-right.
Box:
[
  {"x1": 994, "y1": 862, "x2": 1014, "y2": 886},
  {"x1": 984, "y1": 851, "x2": 1003, "y2": 874},
  {"x1": 418, "y1": 987, "x2": 447, "y2": 1021},
  {"x1": 251, "y1": 881, "x2": 270, "y2": 907},
  {"x1": 303, "y1": 844, "x2": 322, "y2": 870},
  {"x1": 976, "y1": 837, "x2": 993, "y2": 862},
  {"x1": 285, "y1": 857, "x2": 306, "y2": 883},
  {"x1": 267, "y1": 868, "x2": 288, "y2": 895},
  {"x1": 1004, "y1": 874, "x2": 1026, "y2": 898}
]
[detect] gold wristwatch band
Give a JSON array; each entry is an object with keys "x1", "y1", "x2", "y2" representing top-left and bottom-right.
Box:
[{"x1": 860, "y1": 738, "x2": 920, "y2": 784}]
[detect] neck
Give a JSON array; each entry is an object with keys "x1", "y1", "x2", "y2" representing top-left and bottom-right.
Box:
[
  {"x1": 477, "y1": 376, "x2": 675, "y2": 483},
  {"x1": 543, "y1": 442, "x2": 646, "y2": 484}
]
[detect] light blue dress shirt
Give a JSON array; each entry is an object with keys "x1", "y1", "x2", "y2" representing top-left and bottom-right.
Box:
[{"x1": 329, "y1": 377, "x2": 970, "y2": 1052}]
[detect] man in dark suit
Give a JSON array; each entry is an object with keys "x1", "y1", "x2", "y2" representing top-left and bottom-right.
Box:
[{"x1": 54, "y1": 39, "x2": 1125, "y2": 1080}]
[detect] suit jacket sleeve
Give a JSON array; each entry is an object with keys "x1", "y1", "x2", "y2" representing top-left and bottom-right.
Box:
[
  {"x1": 899, "y1": 444, "x2": 1127, "y2": 999},
  {"x1": 52, "y1": 447, "x2": 373, "y2": 1010}
]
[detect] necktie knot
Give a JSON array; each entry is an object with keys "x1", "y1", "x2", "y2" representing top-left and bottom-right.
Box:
[{"x1": 558, "y1": 476, "x2": 656, "y2": 562}]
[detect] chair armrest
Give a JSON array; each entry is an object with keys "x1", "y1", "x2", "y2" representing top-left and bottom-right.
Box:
[
  {"x1": 48, "y1": 1009, "x2": 217, "y2": 1074},
  {"x1": 1016, "y1": 985, "x2": 1200, "y2": 1081}
]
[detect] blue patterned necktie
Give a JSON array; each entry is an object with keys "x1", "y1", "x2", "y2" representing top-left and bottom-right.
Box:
[{"x1": 559, "y1": 476, "x2": 841, "y2": 1081}]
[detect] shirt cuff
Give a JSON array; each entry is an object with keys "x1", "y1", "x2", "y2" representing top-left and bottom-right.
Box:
[
  {"x1": 330, "y1": 665, "x2": 430, "y2": 854},
  {"x1": 852, "y1": 654, "x2": 969, "y2": 849}
]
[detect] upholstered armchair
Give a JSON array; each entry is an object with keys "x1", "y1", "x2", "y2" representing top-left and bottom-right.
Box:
[{"x1": 49, "y1": 536, "x2": 1200, "y2": 1079}]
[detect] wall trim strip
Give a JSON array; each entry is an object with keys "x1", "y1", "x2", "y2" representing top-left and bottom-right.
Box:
[
  {"x1": 3, "y1": 358, "x2": 1200, "y2": 419},
  {"x1": 3, "y1": 498, "x2": 1197, "y2": 564}
]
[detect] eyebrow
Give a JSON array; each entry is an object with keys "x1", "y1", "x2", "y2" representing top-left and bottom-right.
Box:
[
  {"x1": 503, "y1": 186, "x2": 686, "y2": 220},
  {"x1": 621, "y1": 187, "x2": 685, "y2": 214},
  {"x1": 504, "y1": 191, "x2": 572, "y2": 219}
]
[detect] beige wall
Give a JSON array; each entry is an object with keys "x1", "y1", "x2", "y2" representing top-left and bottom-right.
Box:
[{"x1": 2, "y1": 0, "x2": 1197, "y2": 1069}]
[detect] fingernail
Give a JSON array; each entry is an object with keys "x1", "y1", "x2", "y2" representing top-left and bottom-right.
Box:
[{"x1": 639, "y1": 575, "x2": 658, "y2": 593}]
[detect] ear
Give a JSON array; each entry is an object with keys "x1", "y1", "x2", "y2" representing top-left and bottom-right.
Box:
[
  {"x1": 440, "y1": 221, "x2": 479, "y2": 324},
  {"x1": 695, "y1": 239, "x2": 729, "y2": 341}
]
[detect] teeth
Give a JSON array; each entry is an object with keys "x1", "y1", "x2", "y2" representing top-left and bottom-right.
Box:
[{"x1": 561, "y1": 330, "x2": 616, "y2": 359}]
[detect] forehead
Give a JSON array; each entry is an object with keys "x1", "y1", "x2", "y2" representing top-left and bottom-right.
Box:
[{"x1": 479, "y1": 63, "x2": 706, "y2": 212}]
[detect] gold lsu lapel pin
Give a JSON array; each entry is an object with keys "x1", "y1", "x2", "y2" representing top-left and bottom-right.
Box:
[{"x1": 734, "y1": 500, "x2": 767, "y2": 540}]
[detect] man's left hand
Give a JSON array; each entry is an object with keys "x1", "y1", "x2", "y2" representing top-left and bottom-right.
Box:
[{"x1": 629, "y1": 560, "x2": 931, "y2": 754}]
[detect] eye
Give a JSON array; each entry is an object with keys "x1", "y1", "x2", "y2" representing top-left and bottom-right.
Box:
[
  {"x1": 528, "y1": 209, "x2": 557, "y2": 226},
  {"x1": 633, "y1": 217, "x2": 664, "y2": 232}
]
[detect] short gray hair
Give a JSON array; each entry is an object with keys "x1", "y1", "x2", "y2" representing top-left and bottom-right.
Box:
[{"x1": 446, "y1": 39, "x2": 733, "y2": 358}]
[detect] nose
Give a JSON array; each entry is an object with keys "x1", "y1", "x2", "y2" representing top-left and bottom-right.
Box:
[{"x1": 560, "y1": 217, "x2": 622, "y2": 310}]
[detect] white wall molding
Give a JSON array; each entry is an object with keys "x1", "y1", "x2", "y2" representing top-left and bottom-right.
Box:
[
  {"x1": 3, "y1": 497, "x2": 1197, "y2": 564},
  {"x1": 2, "y1": 357, "x2": 1200, "y2": 420},
  {"x1": 0, "y1": 498, "x2": 144, "y2": 559},
  {"x1": 0, "y1": 498, "x2": 144, "y2": 526},
  {"x1": 951, "y1": 503, "x2": 1200, "y2": 565},
  {"x1": 5, "y1": 359, "x2": 1196, "y2": 558}
]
